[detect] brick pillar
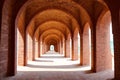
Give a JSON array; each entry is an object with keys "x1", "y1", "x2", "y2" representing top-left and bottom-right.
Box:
[
  {"x1": 24, "y1": 33, "x2": 27, "y2": 66},
  {"x1": 71, "y1": 38, "x2": 75, "y2": 60},
  {"x1": 60, "y1": 40, "x2": 62, "y2": 54},
  {"x1": 42, "y1": 41, "x2": 45, "y2": 54},
  {"x1": 17, "y1": 30, "x2": 25, "y2": 66},
  {"x1": 38, "y1": 41, "x2": 40, "y2": 57},
  {"x1": 73, "y1": 37, "x2": 78, "y2": 60},
  {"x1": 111, "y1": 8, "x2": 120, "y2": 80},
  {"x1": 80, "y1": 34, "x2": 83, "y2": 65},
  {"x1": 40, "y1": 39, "x2": 43, "y2": 55},
  {"x1": 58, "y1": 42, "x2": 60, "y2": 53},
  {"x1": 35, "y1": 40, "x2": 38, "y2": 58},
  {"x1": 63, "y1": 38, "x2": 65, "y2": 55},
  {"x1": 32, "y1": 39, "x2": 35, "y2": 60},
  {"x1": 83, "y1": 27, "x2": 90, "y2": 66},
  {"x1": 27, "y1": 33, "x2": 33, "y2": 61},
  {"x1": 96, "y1": 11, "x2": 112, "y2": 72},
  {"x1": 65, "y1": 39, "x2": 68, "y2": 57},
  {"x1": 91, "y1": 26, "x2": 96, "y2": 72},
  {"x1": 67, "y1": 39, "x2": 71, "y2": 57},
  {"x1": 64, "y1": 40, "x2": 66, "y2": 56}
]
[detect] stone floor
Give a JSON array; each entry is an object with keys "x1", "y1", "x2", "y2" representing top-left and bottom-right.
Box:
[{"x1": 3, "y1": 51, "x2": 114, "y2": 80}]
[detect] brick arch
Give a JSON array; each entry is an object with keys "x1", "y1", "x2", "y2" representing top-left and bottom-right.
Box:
[
  {"x1": 40, "y1": 29, "x2": 65, "y2": 54},
  {"x1": 82, "y1": 23, "x2": 91, "y2": 66},
  {"x1": 36, "y1": 29, "x2": 63, "y2": 58},
  {"x1": 33, "y1": 21, "x2": 69, "y2": 41},
  {"x1": 15, "y1": 0, "x2": 91, "y2": 38},
  {"x1": 25, "y1": 9, "x2": 80, "y2": 38},
  {"x1": 39, "y1": 29, "x2": 64, "y2": 41},
  {"x1": 96, "y1": 11, "x2": 112, "y2": 72},
  {"x1": 18, "y1": 0, "x2": 90, "y2": 24},
  {"x1": 44, "y1": 34, "x2": 62, "y2": 53},
  {"x1": 46, "y1": 39, "x2": 59, "y2": 52},
  {"x1": 44, "y1": 36, "x2": 60, "y2": 52}
]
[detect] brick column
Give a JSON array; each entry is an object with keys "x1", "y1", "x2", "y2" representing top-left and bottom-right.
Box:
[
  {"x1": 66, "y1": 39, "x2": 71, "y2": 57},
  {"x1": 96, "y1": 12, "x2": 112, "y2": 71},
  {"x1": 32, "y1": 39, "x2": 35, "y2": 60},
  {"x1": 40, "y1": 39, "x2": 43, "y2": 55},
  {"x1": 63, "y1": 39, "x2": 65, "y2": 56},
  {"x1": 17, "y1": 30, "x2": 25, "y2": 66},
  {"x1": 60, "y1": 40, "x2": 63, "y2": 54},
  {"x1": 111, "y1": 8, "x2": 120, "y2": 80},
  {"x1": 65, "y1": 39, "x2": 67, "y2": 57},
  {"x1": 35, "y1": 40, "x2": 39, "y2": 58},
  {"x1": 80, "y1": 34, "x2": 83, "y2": 65},
  {"x1": 71, "y1": 38, "x2": 75, "y2": 60},
  {"x1": 38, "y1": 41, "x2": 40, "y2": 57},
  {"x1": 27, "y1": 33, "x2": 33, "y2": 61},
  {"x1": 83, "y1": 28, "x2": 90, "y2": 66},
  {"x1": 91, "y1": 26, "x2": 96, "y2": 72},
  {"x1": 73, "y1": 37, "x2": 78, "y2": 60}
]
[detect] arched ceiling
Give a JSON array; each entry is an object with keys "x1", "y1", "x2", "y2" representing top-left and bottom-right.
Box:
[
  {"x1": 27, "y1": 9, "x2": 79, "y2": 37},
  {"x1": 40, "y1": 29, "x2": 64, "y2": 41},
  {"x1": 44, "y1": 34, "x2": 61, "y2": 45},
  {"x1": 15, "y1": 0, "x2": 109, "y2": 43},
  {"x1": 34, "y1": 21, "x2": 68, "y2": 41}
]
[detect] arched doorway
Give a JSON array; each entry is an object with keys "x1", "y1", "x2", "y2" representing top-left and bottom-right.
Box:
[{"x1": 50, "y1": 45, "x2": 55, "y2": 51}]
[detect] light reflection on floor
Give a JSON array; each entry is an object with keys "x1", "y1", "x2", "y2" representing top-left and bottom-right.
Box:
[{"x1": 18, "y1": 51, "x2": 91, "y2": 72}]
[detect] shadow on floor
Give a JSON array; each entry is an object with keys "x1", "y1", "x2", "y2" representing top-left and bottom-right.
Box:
[
  {"x1": 40, "y1": 56, "x2": 64, "y2": 58},
  {"x1": 27, "y1": 63, "x2": 90, "y2": 69},
  {"x1": 34, "y1": 59, "x2": 54, "y2": 62}
]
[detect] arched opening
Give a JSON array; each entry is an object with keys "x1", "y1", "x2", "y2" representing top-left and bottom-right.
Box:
[
  {"x1": 78, "y1": 33, "x2": 80, "y2": 61},
  {"x1": 50, "y1": 45, "x2": 55, "y2": 51},
  {"x1": 110, "y1": 23, "x2": 114, "y2": 70},
  {"x1": 89, "y1": 28, "x2": 91, "y2": 67}
]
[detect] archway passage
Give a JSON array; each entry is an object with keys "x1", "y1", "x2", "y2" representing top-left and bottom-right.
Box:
[
  {"x1": 1, "y1": 0, "x2": 119, "y2": 80},
  {"x1": 50, "y1": 45, "x2": 54, "y2": 51}
]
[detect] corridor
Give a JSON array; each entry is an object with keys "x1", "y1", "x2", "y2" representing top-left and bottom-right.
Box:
[{"x1": 4, "y1": 51, "x2": 114, "y2": 80}]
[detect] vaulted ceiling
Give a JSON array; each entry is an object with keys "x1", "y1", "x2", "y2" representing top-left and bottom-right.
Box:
[{"x1": 16, "y1": 0, "x2": 109, "y2": 44}]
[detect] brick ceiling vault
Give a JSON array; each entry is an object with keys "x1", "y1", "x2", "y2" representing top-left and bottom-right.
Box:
[{"x1": 15, "y1": 0, "x2": 109, "y2": 44}]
